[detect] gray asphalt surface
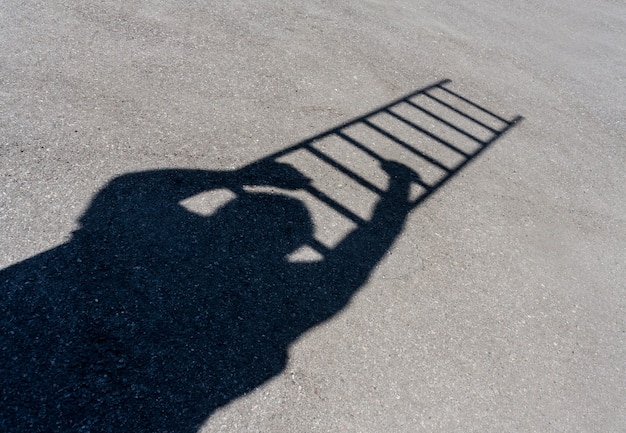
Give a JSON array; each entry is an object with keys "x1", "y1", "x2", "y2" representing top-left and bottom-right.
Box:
[{"x1": 1, "y1": 1, "x2": 625, "y2": 432}]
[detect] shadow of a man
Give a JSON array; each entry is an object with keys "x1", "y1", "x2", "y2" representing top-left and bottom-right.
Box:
[{"x1": 1, "y1": 160, "x2": 417, "y2": 432}]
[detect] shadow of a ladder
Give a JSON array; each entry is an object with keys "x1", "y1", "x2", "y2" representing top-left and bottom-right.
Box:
[{"x1": 244, "y1": 79, "x2": 522, "y2": 257}]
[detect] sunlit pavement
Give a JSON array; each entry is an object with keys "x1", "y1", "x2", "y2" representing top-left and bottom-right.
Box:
[{"x1": 1, "y1": 1, "x2": 624, "y2": 432}]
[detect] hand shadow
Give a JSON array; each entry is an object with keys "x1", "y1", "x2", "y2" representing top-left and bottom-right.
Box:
[{"x1": 1, "y1": 160, "x2": 417, "y2": 432}]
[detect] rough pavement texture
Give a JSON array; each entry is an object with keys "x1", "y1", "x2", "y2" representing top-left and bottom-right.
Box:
[{"x1": 1, "y1": 1, "x2": 624, "y2": 432}]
